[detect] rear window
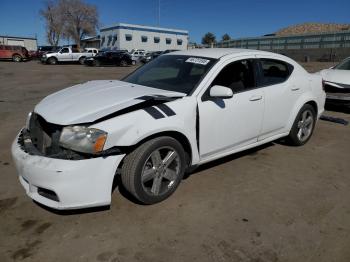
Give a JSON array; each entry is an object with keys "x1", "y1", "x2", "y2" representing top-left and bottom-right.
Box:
[{"x1": 259, "y1": 59, "x2": 293, "y2": 86}]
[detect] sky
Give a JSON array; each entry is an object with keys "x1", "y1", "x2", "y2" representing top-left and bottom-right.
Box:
[{"x1": 0, "y1": 0, "x2": 349, "y2": 45}]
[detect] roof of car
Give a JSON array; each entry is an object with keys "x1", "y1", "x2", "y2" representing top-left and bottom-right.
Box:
[{"x1": 167, "y1": 48, "x2": 277, "y2": 59}]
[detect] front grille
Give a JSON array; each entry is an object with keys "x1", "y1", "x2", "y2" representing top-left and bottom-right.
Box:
[
  {"x1": 19, "y1": 113, "x2": 87, "y2": 160},
  {"x1": 325, "y1": 84, "x2": 350, "y2": 93},
  {"x1": 28, "y1": 113, "x2": 63, "y2": 155}
]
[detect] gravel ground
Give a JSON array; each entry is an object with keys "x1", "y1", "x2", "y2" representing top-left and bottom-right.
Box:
[{"x1": 0, "y1": 60, "x2": 349, "y2": 262}]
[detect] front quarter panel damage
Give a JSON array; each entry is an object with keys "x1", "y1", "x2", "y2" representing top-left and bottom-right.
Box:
[{"x1": 90, "y1": 97, "x2": 200, "y2": 165}]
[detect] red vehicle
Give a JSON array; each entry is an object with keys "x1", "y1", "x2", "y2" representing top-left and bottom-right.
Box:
[{"x1": 0, "y1": 45, "x2": 30, "y2": 62}]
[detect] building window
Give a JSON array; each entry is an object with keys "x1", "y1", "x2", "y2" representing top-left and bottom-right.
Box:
[
  {"x1": 112, "y1": 35, "x2": 117, "y2": 45},
  {"x1": 154, "y1": 37, "x2": 160, "y2": 43},
  {"x1": 166, "y1": 38, "x2": 172, "y2": 45},
  {"x1": 177, "y1": 39, "x2": 183, "y2": 45},
  {"x1": 125, "y1": 34, "x2": 132, "y2": 41},
  {"x1": 107, "y1": 35, "x2": 113, "y2": 46},
  {"x1": 101, "y1": 36, "x2": 105, "y2": 46},
  {"x1": 141, "y1": 36, "x2": 148, "y2": 42}
]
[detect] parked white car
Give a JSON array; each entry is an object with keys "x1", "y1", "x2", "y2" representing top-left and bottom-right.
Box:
[
  {"x1": 84, "y1": 48, "x2": 99, "y2": 56},
  {"x1": 41, "y1": 47, "x2": 97, "y2": 65},
  {"x1": 319, "y1": 57, "x2": 350, "y2": 105},
  {"x1": 12, "y1": 49, "x2": 325, "y2": 210},
  {"x1": 129, "y1": 49, "x2": 146, "y2": 63}
]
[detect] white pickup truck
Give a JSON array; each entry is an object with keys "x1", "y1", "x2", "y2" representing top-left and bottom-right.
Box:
[{"x1": 41, "y1": 47, "x2": 98, "y2": 65}]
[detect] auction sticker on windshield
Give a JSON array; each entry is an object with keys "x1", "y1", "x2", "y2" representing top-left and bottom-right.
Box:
[{"x1": 186, "y1": 57, "x2": 210, "y2": 65}]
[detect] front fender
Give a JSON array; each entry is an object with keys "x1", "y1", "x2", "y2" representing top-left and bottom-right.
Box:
[{"x1": 91, "y1": 97, "x2": 200, "y2": 165}]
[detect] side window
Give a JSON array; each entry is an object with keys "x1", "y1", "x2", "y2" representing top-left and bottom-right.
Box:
[
  {"x1": 211, "y1": 60, "x2": 256, "y2": 93},
  {"x1": 259, "y1": 59, "x2": 292, "y2": 86},
  {"x1": 61, "y1": 48, "x2": 69, "y2": 53}
]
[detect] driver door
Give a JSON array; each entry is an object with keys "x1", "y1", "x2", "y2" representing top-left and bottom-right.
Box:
[
  {"x1": 58, "y1": 47, "x2": 71, "y2": 61},
  {"x1": 198, "y1": 59, "x2": 264, "y2": 161}
]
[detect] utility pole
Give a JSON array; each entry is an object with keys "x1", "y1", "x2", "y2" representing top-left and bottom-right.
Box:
[{"x1": 158, "y1": 0, "x2": 160, "y2": 26}]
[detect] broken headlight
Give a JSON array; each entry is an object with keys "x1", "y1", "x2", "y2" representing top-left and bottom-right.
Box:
[{"x1": 59, "y1": 126, "x2": 107, "y2": 154}]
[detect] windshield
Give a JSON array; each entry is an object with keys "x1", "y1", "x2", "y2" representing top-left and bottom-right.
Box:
[
  {"x1": 123, "y1": 55, "x2": 216, "y2": 95},
  {"x1": 334, "y1": 58, "x2": 350, "y2": 70}
]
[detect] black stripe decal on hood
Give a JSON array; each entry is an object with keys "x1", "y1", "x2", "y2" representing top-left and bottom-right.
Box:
[
  {"x1": 155, "y1": 104, "x2": 176, "y2": 116},
  {"x1": 143, "y1": 107, "x2": 165, "y2": 119}
]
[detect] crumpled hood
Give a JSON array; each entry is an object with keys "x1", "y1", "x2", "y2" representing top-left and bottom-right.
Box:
[
  {"x1": 320, "y1": 69, "x2": 350, "y2": 86},
  {"x1": 34, "y1": 80, "x2": 185, "y2": 125}
]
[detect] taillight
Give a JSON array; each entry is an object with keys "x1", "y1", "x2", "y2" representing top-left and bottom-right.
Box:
[{"x1": 322, "y1": 79, "x2": 325, "y2": 91}]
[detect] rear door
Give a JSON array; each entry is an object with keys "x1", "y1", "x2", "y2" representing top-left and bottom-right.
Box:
[{"x1": 255, "y1": 57, "x2": 299, "y2": 140}]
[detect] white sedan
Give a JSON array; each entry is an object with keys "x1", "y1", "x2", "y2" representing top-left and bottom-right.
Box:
[
  {"x1": 319, "y1": 57, "x2": 350, "y2": 106},
  {"x1": 12, "y1": 49, "x2": 325, "y2": 209}
]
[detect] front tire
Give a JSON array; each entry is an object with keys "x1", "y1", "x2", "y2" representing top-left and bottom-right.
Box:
[
  {"x1": 121, "y1": 137, "x2": 186, "y2": 204},
  {"x1": 287, "y1": 104, "x2": 316, "y2": 146},
  {"x1": 47, "y1": 57, "x2": 57, "y2": 65}
]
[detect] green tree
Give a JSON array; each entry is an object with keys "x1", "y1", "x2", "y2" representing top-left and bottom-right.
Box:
[
  {"x1": 201, "y1": 32, "x2": 216, "y2": 45},
  {"x1": 222, "y1": 33, "x2": 231, "y2": 41}
]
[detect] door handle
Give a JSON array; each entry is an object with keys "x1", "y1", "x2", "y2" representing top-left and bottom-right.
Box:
[
  {"x1": 249, "y1": 95, "x2": 262, "y2": 101},
  {"x1": 291, "y1": 87, "x2": 300, "y2": 91}
]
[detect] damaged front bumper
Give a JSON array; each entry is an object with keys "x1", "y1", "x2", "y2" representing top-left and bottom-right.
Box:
[
  {"x1": 11, "y1": 129, "x2": 125, "y2": 210},
  {"x1": 325, "y1": 81, "x2": 350, "y2": 106}
]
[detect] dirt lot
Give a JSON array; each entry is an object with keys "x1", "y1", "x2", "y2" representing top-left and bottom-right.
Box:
[{"x1": 0, "y1": 60, "x2": 349, "y2": 262}]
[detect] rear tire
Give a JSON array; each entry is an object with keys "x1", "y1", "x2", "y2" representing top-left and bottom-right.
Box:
[
  {"x1": 286, "y1": 104, "x2": 316, "y2": 146},
  {"x1": 121, "y1": 137, "x2": 186, "y2": 204},
  {"x1": 119, "y1": 60, "x2": 127, "y2": 67},
  {"x1": 12, "y1": 54, "x2": 22, "y2": 62},
  {"x1": 47, "y1": 57, "x2": 57, "y2": 65},
  {"x1": 93, "y1": 60, "x2": 100, "y2": 67},
  {"x1": 79, "y1": 57, "x2": 85, "y2": 65}
]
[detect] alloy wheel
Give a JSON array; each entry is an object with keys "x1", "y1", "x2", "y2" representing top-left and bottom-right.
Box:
[
  {"x1": 141, "y1": 146, "x2": 180, "y2": 196},
  {"x1": 297, "y1": 109, "x2": 314, "y2": 142}
]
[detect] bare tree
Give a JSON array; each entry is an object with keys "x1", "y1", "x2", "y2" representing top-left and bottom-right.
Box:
[
  {"x1": 40, "y1": 0, "x2": 98, "y2": 47},
  {"x1": 60, "y1": 0, "x2": 98, "y2": 48},
  {"x1": 40, "y1": 0, "x2": 64, "y2": 46}
]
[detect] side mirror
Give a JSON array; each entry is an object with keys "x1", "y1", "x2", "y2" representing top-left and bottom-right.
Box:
[{"x1": 209, "y1": 85, "x2": 233, "y2": 99}]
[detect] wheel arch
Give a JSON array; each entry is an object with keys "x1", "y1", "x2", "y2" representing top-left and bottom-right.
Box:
[
  {"x1": 305, "y1": 100, "x2": 318, "y2": 116},
  {"x1": 48, "y1": 56, "x2": 58, "y2": 62},
  {"x1": 287, "y1": 96, "x2": 319, "y2": 131},
  {"x1": 130, "y1": 130, "x2": 193, "y2": 168}
]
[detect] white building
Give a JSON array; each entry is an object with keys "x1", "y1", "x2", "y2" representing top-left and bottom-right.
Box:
[
  {"x1": 100, "y1": 23, "x2": 188, "y2": 51},
  {"x1": 0, "y1": 35, "x2": 38, "y2": 51}
]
